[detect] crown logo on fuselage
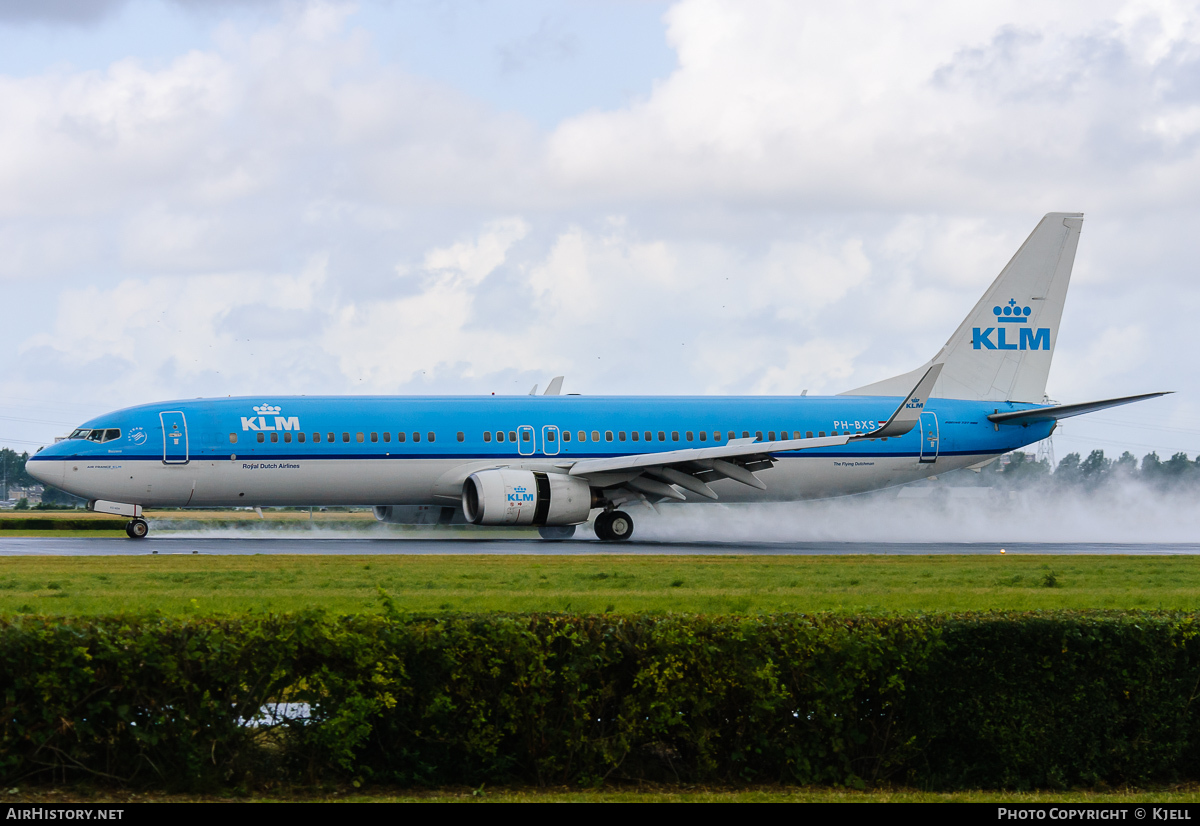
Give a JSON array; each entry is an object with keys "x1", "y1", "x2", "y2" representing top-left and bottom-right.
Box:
[
  {"x1": 253, "y1": 404, "x2": 282, "y2": 415},
  {"x1": 973, "y1": 298, "x2": 1049, "y2": 351}
]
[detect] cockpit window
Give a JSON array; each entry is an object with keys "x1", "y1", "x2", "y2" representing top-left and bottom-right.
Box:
[{"x1": 79, "y1": 428, "x2": 121, "y2": 443}]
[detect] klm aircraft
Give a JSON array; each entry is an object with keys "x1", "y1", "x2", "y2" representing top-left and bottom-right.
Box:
[{"x1": 26, "y1": 213, "x2": 1166, "y2": 540}]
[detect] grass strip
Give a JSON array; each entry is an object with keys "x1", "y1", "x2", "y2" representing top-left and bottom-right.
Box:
[{"x1": 0, "y1": 554, "x2": 1197, "y2": 615}]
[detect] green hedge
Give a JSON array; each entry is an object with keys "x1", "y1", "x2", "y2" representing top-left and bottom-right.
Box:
[{"x1": 2, "y1": 610, "x2": 1199, "y2": 790}]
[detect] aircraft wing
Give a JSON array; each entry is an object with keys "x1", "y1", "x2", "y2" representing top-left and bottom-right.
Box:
[
  {"x1": 986, "y1": 391, "x2": 1171, "y2": 426},
  {"x1": 564, "y1": 364, "x2": 943, "y2": 500}
]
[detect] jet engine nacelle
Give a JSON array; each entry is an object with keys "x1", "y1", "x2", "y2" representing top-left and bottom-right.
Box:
[{"x1": 462, "y1": 469, "x2": 594, "y2": 526}]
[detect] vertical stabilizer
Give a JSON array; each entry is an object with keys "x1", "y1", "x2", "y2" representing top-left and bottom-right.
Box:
[{"x1": 842, "y1": 212, "x2": 1083, "y2": 403}]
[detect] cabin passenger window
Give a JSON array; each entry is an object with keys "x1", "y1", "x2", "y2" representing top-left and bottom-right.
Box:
[
  {"x1": 605, "y1": 431, "x2": 613, "y2": 442},
  {"x1": 313, "y1": 433, "x2": 321, "y2": 443},
  {"x1": 427, "y1": 432, "x2": 435, "y2": 442},
  {"x1": 686, "y1": 431, "x2": 693, "y2": 441},
  {"x1": 672, "y1": 431, "x2": 679, "y2": 441},
  {"x1": 742, "y1": 431, "x2": 750, "y2": 439},
  {"x1": 342, "y1": 433, "x2": 350, "y2": 443},
  {"x1": 714, "y1": 432, "x2": 721, "y2": 442},
  {"x1": 728, "y1": 431, "x2": 735, "y2": 440},
  {"x1": 509, "y1": 431, "x2": 517, "y2": 442},
  {"x1": 496, "y1": 431, "x2": 505, "y2": 442},
  {"x1": 326, "y1": 433, "x2": 333, "y2": 443},
  {"x1": 644, "y1": 431, "x2": 652, "y2": 441},
  {"x1": 631, "y1": 431, "x2": 639, "y2": 441},
  {"x1": 768, "y1": 431, "x2": 776, "y2": 441},
  {"x1": 271, "y1": 433, "x2": 279, "y2": 443},
  {"x1": 755, "y1": 431, "x2": 763, "y2": 441},
  {"x1": 546, "y1": 430, "x2": 556, "y2": 442},
  {"x1": 356, "y1": 433, "x2": 364, "y2": 443},
  {"x1": 578, "y1": 431, "x2": 587, "y2": 442},
  {"x1": 229, "y1": 433, "x2": 237, "y2": 444},
  {"x1": 658, "y1": 431, "x2": 666, "y2": 441},
  {"x1": 806, "y1": 431, "x2": 813, "y2": 439},
  {"x1": 257, "y1": 433, "x2": 264, "y2": 443},
  {"x1": 618, "y1": 432, "x2": 625, "y2": 442},
  {"x1": 370, "y1": 432, "x2": 378, "y2": 442},
  {"x1": 699, "y1": 431, "x2": 706, "y2": 442},
  {"x1": 819, "y1": 431, "x2": 826, "y2": 437},
  {"x1": 522, "y1": 431, "x2": 531, "y2": 442},
  {"x1": 413, "y1": 432, "x2": 420, "y2": 442},
  {"x1": 562, "y1": 431, "x2": 571, "y2": 442},
  {"x1": 592, "y1": 431, "x2": 600, "y2": 442},
  {"x1": 831, "y1": 431, "x2": 838, "y2": 436},
  {"x1": 383, "y1": 432, "x2": 390, "y2": 443},
  {"x1": 457, "y1": 432, "x2": 464, "y2": 442},
  {"x1": 283, "y1": 432, "x2": 292, "y2": 443},
  {"x1": 397, "y1": 432, "x2": 406, "y2": 442},
  {"x1": 484, "y1": 431, "x2": 492, "y2": 442}
]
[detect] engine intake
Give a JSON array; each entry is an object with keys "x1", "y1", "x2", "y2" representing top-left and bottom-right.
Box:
[{"x1": 462, "y1": 469, "x2": 594, "y2": 526}]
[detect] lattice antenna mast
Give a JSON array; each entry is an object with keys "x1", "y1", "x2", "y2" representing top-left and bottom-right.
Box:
[{"x1": 1035, "y1": 393, "x2": 1058, "y2": 468}]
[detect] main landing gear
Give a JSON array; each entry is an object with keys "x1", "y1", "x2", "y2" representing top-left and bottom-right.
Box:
[
  {"x1": 125, "y1": 518, "x2": 149, "y2": 539},
  {"x1": 594, "y1": 510, "x2": 634, "y2": 542},
  {"x1": 538, "y1": 525, "x2": 577, "y2": 540}
]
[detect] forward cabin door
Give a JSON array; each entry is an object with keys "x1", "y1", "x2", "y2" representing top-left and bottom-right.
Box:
[
  {"x1": 918, "y1": 411, "x2": 939, "y2": 464},
  {"x1": 160, "y1": 411, "x2": 189, "y2": 465}
]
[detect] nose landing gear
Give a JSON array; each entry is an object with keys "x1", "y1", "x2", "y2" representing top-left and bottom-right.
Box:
[
  {"x1": 594, "y1": 510, "x2": 634, "y2": 542},
  {"x1": 125, "y1": 518, "x2": 149, "y2": 539}
]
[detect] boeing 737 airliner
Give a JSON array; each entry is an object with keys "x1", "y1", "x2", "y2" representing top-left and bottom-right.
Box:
[{"x1": 26, "y1": 213, "x2": 1167, "y2": 540}]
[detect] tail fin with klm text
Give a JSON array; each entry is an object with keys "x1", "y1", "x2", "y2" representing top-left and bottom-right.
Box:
[{"x1": 841, "y1": 212, "x2": 1083, "y2": 403}]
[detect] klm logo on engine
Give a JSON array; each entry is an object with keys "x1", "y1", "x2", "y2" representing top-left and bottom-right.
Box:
[
  {"x1": 507, "y1": 485, "x2": 535, "y2": 504},
  {"x1": 972, "y1": 299, "x2": 1050, "y2": 351},
  {"x1": 240, "y1": 403, "x2": 300, "y2": 432}
]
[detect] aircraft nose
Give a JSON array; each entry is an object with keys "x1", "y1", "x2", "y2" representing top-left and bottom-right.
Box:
[{"x1": 25, "y1": 457, "x2": 63, "y2": 487}]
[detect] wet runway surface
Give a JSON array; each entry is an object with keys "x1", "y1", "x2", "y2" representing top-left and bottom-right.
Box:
[{"x1": 2, "y1": 536, "x2": 1198, "y2": 556}]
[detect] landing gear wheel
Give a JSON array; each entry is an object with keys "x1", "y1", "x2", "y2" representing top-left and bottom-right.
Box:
[
  {"x1": 538, "y1": 525, "x2": 576, "y2": 540},
  {"x1": 125, "y1": 519, "x2": 148, "y2": 539},
  {"x1": 594, "y1": 511, "x2": 633, "y2": 542}
]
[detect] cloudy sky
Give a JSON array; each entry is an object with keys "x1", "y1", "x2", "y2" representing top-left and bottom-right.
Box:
[{"x1": 1, "y1": 0, "x2": 1198, "y2": 463}]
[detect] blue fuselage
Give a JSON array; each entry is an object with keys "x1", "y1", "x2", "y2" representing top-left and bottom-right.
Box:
[{"x1": 27, "y1": 394, "x2": 1049, "y2": 508}]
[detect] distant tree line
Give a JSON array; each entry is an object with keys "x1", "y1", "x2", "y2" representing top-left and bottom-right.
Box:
[{"x1": 987, "y1": 449, "x2": 1200, "y2": 491}]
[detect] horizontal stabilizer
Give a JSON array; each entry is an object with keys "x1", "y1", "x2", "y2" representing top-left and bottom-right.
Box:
[{"x1": 987, "y1": 392, "x2": 1171, "y2": 425}]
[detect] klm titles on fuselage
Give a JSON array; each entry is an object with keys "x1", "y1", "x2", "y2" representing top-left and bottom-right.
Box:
[
  {"x1": 972, "y1": 299, "x2": 1051, "y2": 351},
  {"x1": 240, "y1": 404, "x2": 299, "y2": 432}
]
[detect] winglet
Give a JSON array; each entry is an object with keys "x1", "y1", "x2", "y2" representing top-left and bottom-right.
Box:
[
  {"x1": 543, "y1": 376, "x2": 564, "y2": 396},
  {"x1": 861, "y1": 363, "x2": 943, "y2": 440}
]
